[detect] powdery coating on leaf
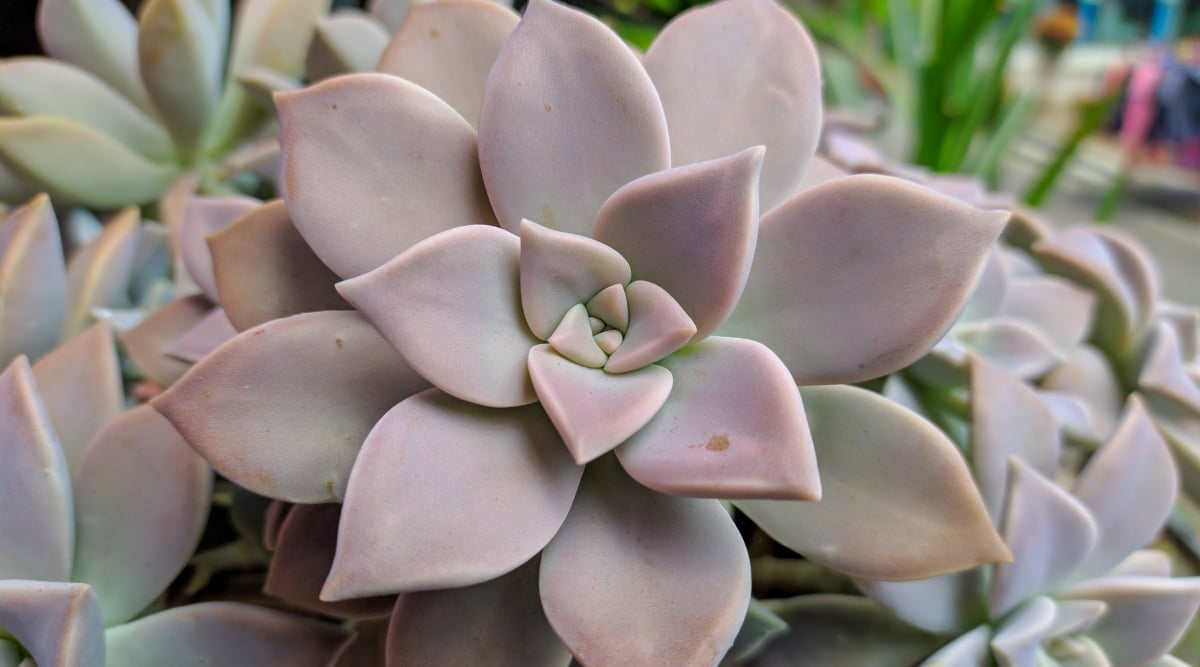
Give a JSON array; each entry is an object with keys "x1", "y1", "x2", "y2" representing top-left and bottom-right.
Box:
[
  {"x1": 0, "y1": 195, "x2": 67, "y2": 366},
  {"x1": 36, "y1": 0, "x2": 151, "y2": 111},
  {"x1": 0, "y1": 580, "x2": 103, "y2": 667},
  {"x1": 153, "y1": 310, "x2": 430, "y2": 503},
  {"x1": 989, "y1": 595, "x2": 1057, "y2": 667},
  {"x1": 177, "y1": 195, "x2": 259, "y2": 303},
  {"x1": 118, "y1": 294, "x2": 211, "y2": 387},
  {"x1": 62, "y1": 207, "x2": 141, "y2": 339},
  {"x1": 603, "y1": 280, "x2": 696, "y2": 373},
  {"x1": 161, "y1": 306, "x2": 237, "y2": 364},
  {"x1": 1058, "y1": 576, "x2": 1200, "y2": 666}
]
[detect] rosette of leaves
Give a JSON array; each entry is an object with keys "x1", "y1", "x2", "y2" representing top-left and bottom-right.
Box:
[
  {"x1": 0, "y1": 0, "x2": 330, "y2": 209},
  {"x1": 0, "y1": 327, "x2": 353, "y2": 667}
]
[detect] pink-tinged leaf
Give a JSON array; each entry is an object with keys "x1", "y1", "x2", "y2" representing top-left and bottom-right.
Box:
[
  {"x1": 162, "y1": 307, "x2": 237, "y2": 364},
  {"x1": 1042, "y1": 344, "x2": 1124, "y2": 440},
  {"x1": 36, "y1": 0, "x2": 152, "y2": 111},
  {"x1": 644, "y1": 0, "x2": 821, "y2": 211},
  {"x1": 528, "y1": 344, "x2": 672, "y2": 464},
  {"x1": 604, "y1": 281, "x2": 696, "y2": 373},
  {"x1": 592, "y1": 147, "x2": 763, "y2": 340},
  {"x1": 103, "y1": 602, "x2": 354, "y2": 667},
  {"x1": 386, "y1": 556, "x2": 570, "y2": 667},
  {"x1": 324, "y1": 389, "x2": 581, "y2": 598},
  {"x1": 546, "y1": 305, "x2": 607, "y2": 368},
  {"x1": 477, "y1": 0, "x2": 669, "y2": 235},
  {"x1": 586, "y1": 283, "x2": 628, "y2": 331},
  {"x1": 0, "y1": 581, "x2": 103, "y2": 667},
  {"x1": 856, "y1": 570, "x2": 983, "y2": 635},
  {"x1": 1001, "y1": 276, "x2": 1095, "y2": 353},
  {"x1": 1070, "y1": 396, "x2": 1177, "y2": 580},
  {"x1": 519, "y1": 219, "x2": 631, "y2": 340},
  {"x1": 338, "y1": 225, "x2": 539, "y2": 408},
  {"x1": 265, "y1": 503, "x2": 396, "y2": 619},
  {"x1": 918, "y1": 625, "x2": 991, "y2": 667},
  {"x1": 71, "y1": 405, "x2": 211, "y2": 626},
  {"x1": 617, "y1": 336, "x2": 819, "y2": 500},
  {"x1": 0, "y1": 357, "x2": 72, "y2": 582},
  {"x1": 119, "y1": 295, "x2": 211, "y2": 387},
  {"x1": 990, "y1": 596, "x2": 1056, "y2": 667},
  {"x1": 278, "y1": 73, "x2": 495, "y2": 278},
  {"x1": 0, "y1": 195, "x2": 67, "y2": 365},
  {"x1": 1058, "y1": 576, "x2": 1200, "y2": 666},
  {"x1": 209, "y1": 199, "x2": 350, "y2": 332},
  {"x1": 178, "y1": 195, "x2": 259, "y2": 302},
  {"x1": 540, "y1": 456, "x2": 750, "y2": 667},
  {"x1": 377, "y1": 0, "x2": 519, "y2": 127},
  {"x1": 62, "y1": 207, "x2": 141, "y2": 339},
  {"x1": 153, "y1": 311, "x2": 430, "y2": 502},
  {"x1": 30, "y1": 322, "x2": 121, "y2": 480},
  {"x1": 737, "y1": 385, "x2": 1010, "y2": 580},
  {"x1": 1140, "y1": 323, "x2": 1200, "y2": 411},
  {"x1": 720, "y1": 175, "x2": 1007, "y2": 385},
  {"x1": 989, "y1": 459, "x2": 1097, "y2": 618},
  {"x1": 970, "y1": 355, "x2": 1061, "y2": 522}
]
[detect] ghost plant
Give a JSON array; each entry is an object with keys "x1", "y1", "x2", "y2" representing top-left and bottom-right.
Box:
[{"x1": 0, "y1": 0, "x2": 329, "y2": 209}]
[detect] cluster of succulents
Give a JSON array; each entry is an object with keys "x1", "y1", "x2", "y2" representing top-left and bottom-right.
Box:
[{"x1": 1, "y1": 0, "x2": 1198, "y2": 665}]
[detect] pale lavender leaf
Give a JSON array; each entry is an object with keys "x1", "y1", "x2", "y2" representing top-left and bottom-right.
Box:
[
  {"x1": 477, "y1": 0, "x2": 669, "y2": 235},
  {"x1": 918, "y1": 625, "x2": 991, "y2": 667},
  {"x1": 1042, "y1": 345, "x2": 1124, "y2": 440},
  {"x1": 546, "y1": 304, "x2": 607, "y2": 368},
  {"x1": 0, "y1": 195, "x2": 67, "y2": 365},
  {"x1": 162, "y1": 307, "x2": 237, "y2": 364},
  {"x1": 1047, "y1": 600, "x2": 1107, "y2": 639},
  {"x1": 856, "y1": 570, "x2": 983, "y2": 635},
  {"x1": 959, "y1": 249, "x2": 1008, "y2": 323},
  {"x1": 953, "y1": 319, "x2": 1062, "y2": 380},
  {"x1": 1108, "y1": 550, "x2": 1172, "y2": 578},
  {"x1": 540, "y1": 456, "x2": 749, "y2": 667},
  {"x1": 62, "y1": 207, "x2": 141, "y2": 339},
  {"x1": 1140, "y1": 323, "x2": 1200, "y2": 411},
  {"x1": 1001, "y1": 276, "x2": 1096, "y2": 353},
  {"x1": 153, "y1": 311, "x2": 430, "y2": 502},
  {"x1": 990, "y1": 596, "x2": 1057, "y2": 667},
  {"x1": 794, "y1": 156, "x2": 848, "y2": 193},
  {"x1": 118, "y1": 295, "x2": 211, "y2": 387},
  {"x1": 306, "y1": 11, "x2": 389, "y2": 80},
  {"x1": 36, "y1": 0, "x2": 151, "y2": 111},
  {"x1": 324, "y1": 389, "x2": 581, "y2": 598},
  {"x1": 1058, "y1": 576, "x2": 1200, "y2": 666},
  {"x1": 178, "y1": 195, "x2": 259, "y2": 303},
  {"x1": 604, "y1": 281, "x2": 696, "y2": 373},
  {"x1": 0, "y1": 581, "x2": 103, "y2": 667},
  {"x1": 1049, "y1": 636, "x2": 1112, "y2": 667}
]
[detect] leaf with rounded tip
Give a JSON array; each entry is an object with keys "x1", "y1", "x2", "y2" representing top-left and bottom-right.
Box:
[
  {"x1": 265, "y1": 503, "x2": 395, "y2": 620},
  {"x1": 138, "y1": 0, "x2": 223, "y2": 156},
  {"x1": 119, "y1": 295, "x2": 211, "y2": 387},
  {"x1": 1049, "y1": 600, "x2": 1107, "y2": 638},
  {"x1": 386, "y1": 556, "x2": 570, "y2": 667},
  {"x1": 586, "y1": 283, "x2": 628, "y2": 332},
  {"x1": 919, "y1": 626, "x2": 991, "y2": 667},
  {"x1": 990, "y1": 596, "x2": 1057, "y2": 667},
  {"x1": 1070, "y1": 396, "x2": 1177, "y2": 581},
  {"x1": 209, "y1": 199, "x2": 348, "y2": 332},
  {"x1": 617, "y1": 336, "x2": 819, "y2": 500},
  {"x1": 0, "y1": 358, "x2": 73, "y2": 582},
  {"x1": 643, "y1": 0, "x2": 821, "y2": 211},
  {"x1": 0, "y1": 581, "x2": 103, "y2": 667},
  {"x1": 738, "y1": 385, "x2": 1009, "y2": 580},
  {"x1": 1109, "y1": 549, "x2": 1172, "y2": 578},
  {"x1": 478, "y1": 0, "x2": 669, "y2": 235},
  {"x1": 592, "y1": 147, "x2": 763, "y2": 340},
  {"x1": 856, "y1": 570, "x2": 983, "y2": 636},
  {"x1": 1002, "y1": 276, "x2": 1095, "y2": 353},
  {"x1": 338, "y1": 225, "x2": 538, "y2": 408},
  {"x1": 378, "y1": 0, "x2": 519, "y2": 127},
  {"x1": 278, "y1": 73, "x2": 495, "y2": 279},
  {"x1": 72, "y1": 405, "x2": 211, "y2": 626},
  {"x1": 0, "y1": 58, "x2": 173, "y2": 160},
  {"x1": 748, "y1": 595, "x2": 943, "y2": 667},
  {"x1": 1140, "y1": 324, "x2": 1200, "y2": 411},
  {"x1": 162, "y1": 307, "x2": 237, "y2": 364},
  {"x1": 62, "y1": 207, "x2": 142, "y2": 339},
  {"x1": 36, "y1": 0, "x2": 151, "y2": 111},
  {"x1": 720, "y1": 175, "x2": 1007, "y2": 385},
  {"x1": 306, "y1": 11, "x2": 389, "y2": 80},
  {"x1": 547, "y1": 305, "x2": 606, "y2": 368},
  {"x1": 1042, "y1": 345, "x2": 1123, "y2": 440},
  {"x1": 1058, "y1": 576, "x2": 1200, "y2": 666},
  {"x1": 951, "y1": 318, "x2": 1063, "y2": 382},
  {"x1": 153, "y1": 310, "x2": 429, "y2": 502},
  {"x1": 605, "y1": 281, "x2": 696, "y2": 373},
  {"x1": 0, "y1": 117, "x2": 177, "y2": 208},
  {"x1": 989, "y1": 459, "x2": 1097, "y2": 618},
  {"x1": 31, "y1": 322, "x2": 122, "y2": 480},
  {"x1": 970, "y1": 355, "x2": 1061, "y2": 522},
  {"x1": 227, "y1": 0, "x2": 330, "y2": 79},
  {"x1": 0, "y1": 195, "x2": 66, "y2": 365},
  {"x1": 528, "y1": 344, "x2": 671, "y2": 464},
  {"x1": 519, "y1": 219, "x2": 631, "y2": 340},
  {"x1": 540, "y1": 456, "x2": 749, "y2": 667},
  {"x1": 179, "y1": 195, "x2": 260, "y2": 303},
  {"x1": 324, "y1": 389, "x2": 581, "y2": 598},
  {"x1": 104, "y1": 602, "x2": 355, "y2": 667}
]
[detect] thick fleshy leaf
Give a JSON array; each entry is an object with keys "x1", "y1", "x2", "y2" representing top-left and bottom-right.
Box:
[
  {"x1": 324, "y1": 389, "x2": 581, "y2": 598},
  {"x1": 643, "y1": 0, "x2": 821, "y2": 211},
  {"x1": 0, "y1": 639, "x2": 19, "y2": 667},
  {"x1": 337, "y1": 225, "x2": 538, "y2": 408},
  {"x1": 227, "y1": 0, "x2": 330, "y2": 79},
  {"x1": 592, "y1": 147, "x2": 763, "y2": 339},
  {"x1": 265, "y1": 503, "x2": 396, "y2": 619},
  {"x1": 586, "y1": 283, "x2": 628, "y2": 332},
  {"x1": 604, "y1": 280, "x2": 696, "y2": 373},
  {"x1": 720, "y1": 175, "x2": 1008, "y2": 385},
  {"x1": 179, "y1": 195, "x2": 260, "y2": 303},
  {"x1": 0, "y1": 581, "x2": 103, "y2": 667},
  {"x1": 546, "y1": 305, "x2": 607, "y2": 367},
  {"x1": 528, "y1": 344, "x2": 672, "y2": 464},
  {"x1": 519, "y1": 219, "x2": 631, "y2": 340},
  {"x1": 1058, "y1": 576, "x2": 1200, "y2": 666},
  {"x1": 386, "y1": 556, "x2": 570, "y2": 667},
  {"x1": 856, "y1": 570, "x2": 983, "y2": 635},
  {"x1": 1070, "y1": 396, "x2": 1177, "y2": 580},
  {"x1": 1042, "y1": 345, "x2": 1124, "y2": 440},
  {"x1": 0, "y1": 195, "x2": 67, "y2": 365},
  {"x1": 71, "y1": 405, "x2": 211, "y2": 626},
  {"x1": 737, "y1": 385, "x2": 1009, "y2": 580},
  {"x1": 0, "y1": 117, "x2": 177, "y2": 208},
  {"x1": 540, "y1": 456, "x2": 750, "y2": 667},
  {"x1": 209, "y1": 199, "x2": 349, "y2": 331},
  {"x1": 30, "y1": 322, "x2": 122, "y2": 480},
  {"x1": 990, "y1": 596, "x2": 1057, "y2": 667},
  {"x1": 0, "y1": 357, "x2": 73, "y2": 582},
  {"x1": 1002, "y1": 276, "x2": 1095, "y2": 352},
  {"x1": 62, "y1": 207, "x2": 142, "y2": 339},
  {"x1": 36, "y1": 0, "x2": 151, "y2": 111},
  {"x1": 1140, "y1": 324, "x2": 1200, "y2": 411},
  {"x1": 138, "y1": 0, "x2": 223, "y2": 156},
  {"x1": 278, "y1": 73, "x2": 495, "y2": 278},
  {"x1": 954, "y1": 319, "x2": 1063, "y2": 380},
  {"x1": 989, "y1": 459, "x2": 1097, "y2": 618},
  {"x1": 153, "y1": 310, "x2": 430, "y2": 502},
  {"x1": 1109, "y1": 549, "x2": 1172, "y2": 578},
  {"x1": 723, "y1": 599, "x2": 789, "y2": 665},
  {"x1": 377, "y1": 0, "x2": 519, "y2": 127},
  {"x1": 104, "y1": 602, "x2": 354, "y2": 667},
  {"x1": 306, "y1": 11, "x2": 389, "y2": 80},
  {"x1": 1048, "y1": 599, "x2": 1107, "y2": 638},
  {"x1": 919, "y1": 625, "x2": 991, "y2": 667},
  {"x1": 617, "y1": 336, "x2": 819, "y2": 500},
  {"x1": 118, "y1": 295, "x2": 211, "y2": 387},
  {"x1": 162, "y1": 307, "x2": 237, "y2": 363},
  {"x1": 477, "y1": 0, "x2": 670, "y2": 235},
  {"x1": 970, "y1": 355, "x2": 1061, "y2": 522},
  {"x1": 795, "y1": 156, "x2": 849, "y2": 193}
]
